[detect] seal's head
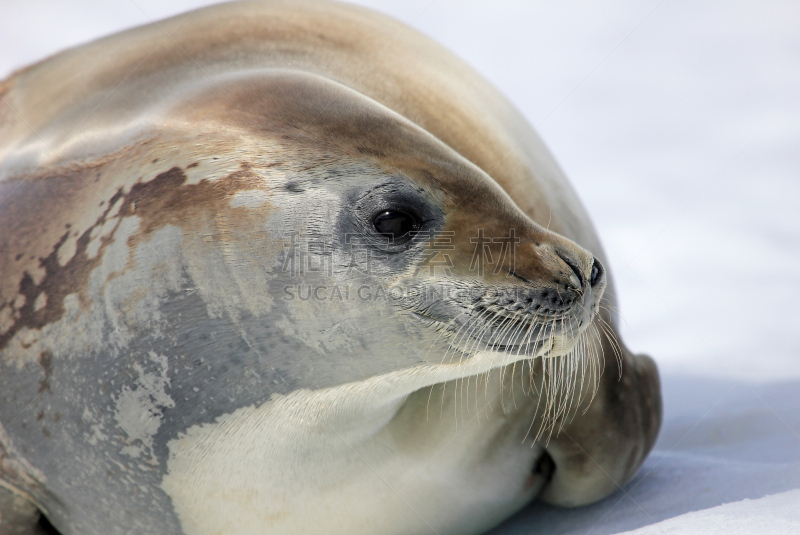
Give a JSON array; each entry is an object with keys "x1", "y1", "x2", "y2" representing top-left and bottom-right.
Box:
[{"x1": 203, "y1": 70, "x2": 609, "y2": 390}]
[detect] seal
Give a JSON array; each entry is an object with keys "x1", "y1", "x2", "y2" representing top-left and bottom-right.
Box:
[{"x1": 0, "y1": 1, "x2": 662, "y2": 534}]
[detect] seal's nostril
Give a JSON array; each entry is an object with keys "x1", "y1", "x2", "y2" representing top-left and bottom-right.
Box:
[
  {"x1": 590, "y1": 258, "x2": 603, "y2": 287},
  {"x1": 557, "y1": 253, "x2": 584, "y2": 290}
]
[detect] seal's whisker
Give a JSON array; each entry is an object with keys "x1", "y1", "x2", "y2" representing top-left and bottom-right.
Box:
[
  {"x1": 594, "y1": 316, "x2": 618, "y2": 366},
  {"x1": 422, "y1": 307, "x2": 468, "y2": 361},
  {"x1": 596, "y1": 315, "x2": 623, "y2": 373},
  {"x1": 512, "y1": 313, "x2": 541, "y2": 402},
  {"x1": 547, "y1": 313, "x2": 579, "y2": 440},
  {"x1": 494, "y1": 311, "x2": 530, "y2": 413},
  {"x1": 459, "y1": 309, "x2": 496, "y2": 413},
  {"x1": 424, "y1": 308, "x2": 471, "y2": 421},
  {"x1": 468, "y1": 312, "x2": 505, "y2": 422},
  {"x1": 540, "y1": 354, "x2": 557, "y2": 444},
  {"x1": 555, "y1": 316, "x2": 569, "y2": 421},
  {"x1": 503, "y1": 312, "x2": 539, "y2": 410},
  {"x1": 580, "y1": 337, "x2": 591, "y2": 419},
  {"x1": 573, "y1": 326, "x2": 588, "y2": 422},
  {"x1": 599, "y1": 322, "x2": 622, "y2": 376},
  {"x1": 598, "y1": 293, "x2": 629, "y2": 326},
  {"x1": 474, "y1": 309, "x2": 510, "y2": 416},
  {"x1": 430, "y1": 316, "x2": 470, "y2": 418},
  {"x1": 556, "y1": 315, "x2": 573, "y2": 428},
  {"x1": 573, "y1": 318, "x2": 592, "y2": 421},
  {"x1": 420, "y1": 278, "x2": 605, "y2": 441},
  {"x1": 521, "y1": 317, "x2": 554, "y2": 444},
  {"x1": 488, "y1": 309, "x2": 528, "y2": 412},
  {"x1": 579, "y1": 322, "x2": 594, "y2": 416},
  {"x1": 530, "y1": 314, "x2": 556, "y2": 397},
  {"x1": 475, "y1": 307, "x2": 518, "y2": 418},
  {"x1": 533, "y1": 316, "x2": 560, "y2": 443},
  {"x1": 461, "y1": 312, "x2": 494, "y2": 420},
  {"x1": 443, "y1": 307, "x2": 483, "y2": 364},
  {"x1": 455, "y1": 308, "x2": 500, "y2": 424},
  {"x1": 442, "y1": 305, "x2": 488, "y2": 368},
  {"x1": 559, "y1": 313, "x2": 580, "y2": 427},
  {"x1": 447, "y1": 312, "x2": 484, "y2": 423},
  {"x1": 585, "y1": 322, "x2": 605, "y2": 406},
  {"x1": 436, "y1": 307, "x2": 489, "y2": 420},
  {"x1": 527, "y1": 312, "x2": 551, "y2": 398}
]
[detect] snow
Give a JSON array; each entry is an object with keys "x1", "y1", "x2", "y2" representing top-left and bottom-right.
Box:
[
  {"x1": 2, "y1": 1, "x2": 799, "y2": 533},
  {"x1": 615, "y1": 490, "x2": 800, "y2": 535}
]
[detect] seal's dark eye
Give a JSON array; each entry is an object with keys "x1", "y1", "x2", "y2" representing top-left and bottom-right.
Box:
[{"x1": 373, "y1": 210, "x2": 417, "y2": 241}]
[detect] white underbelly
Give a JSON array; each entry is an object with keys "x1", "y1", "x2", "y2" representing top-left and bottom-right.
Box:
[{"x1": 161, "y1": 363, "x2": 545, "y2": 535}]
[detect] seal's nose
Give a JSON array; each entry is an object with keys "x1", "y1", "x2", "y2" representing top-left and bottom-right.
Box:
[
  {"x1": 551, "y1": 241, "x2": 605, "y2": 293},
  {"x1": 556, "y1": 251, "x2": 584, "y2": 292},
  {"x1": 549, "y1": 237, "x2": 595, "y2": 289},
  {"x1": 590, "y1": 257, "x2": 604, "y2": 287}
]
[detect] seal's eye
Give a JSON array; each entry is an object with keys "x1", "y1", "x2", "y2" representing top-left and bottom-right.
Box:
[{"x1": 373, "y1": 210, "x2": 417, "y2": 241}]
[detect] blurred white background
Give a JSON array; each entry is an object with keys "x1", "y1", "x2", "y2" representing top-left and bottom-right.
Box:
[{"x1": 2, "y1": 1, "x2": 799, "y2": 533}]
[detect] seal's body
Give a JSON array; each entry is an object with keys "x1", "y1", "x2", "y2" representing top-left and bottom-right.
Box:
[{"x1": 0, "y1": 2, "x2": 661, "y2": 534}]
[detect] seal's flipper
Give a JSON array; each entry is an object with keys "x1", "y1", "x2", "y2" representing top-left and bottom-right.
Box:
[{"x1": 539, "y1": 321, "x2": 662, "y2": 506}]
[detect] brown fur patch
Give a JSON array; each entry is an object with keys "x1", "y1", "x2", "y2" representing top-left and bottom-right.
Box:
[
  {"x1": 37, "y1": 351, "x2": 53, "y2": 394},
  {"x1": 0, "y1": 156, "x2": 270, "y2": 353}
]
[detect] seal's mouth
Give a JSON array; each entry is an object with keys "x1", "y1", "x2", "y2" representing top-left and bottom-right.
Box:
[
  {"x1": 409, "y1": 302, "x2": 586, "y2": 359},
  {"x1": 408, "y1": 288, "x2": 611, "y2": 441}
]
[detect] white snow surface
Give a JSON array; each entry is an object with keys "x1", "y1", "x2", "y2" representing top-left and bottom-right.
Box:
[
  {"x1": 2, "y1": 1, "x2": 798, "y2": 534},
  {"x1": 615, "y1": 490, "x2": 800, "y2": 535}
]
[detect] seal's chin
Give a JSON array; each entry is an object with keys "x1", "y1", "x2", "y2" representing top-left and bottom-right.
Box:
[
  {"x1": 414, "y1": 304, "x2": 609, "y2": 441},
  {"x1": 410, "y1": 302, "x2": 607, "y2": 441}
]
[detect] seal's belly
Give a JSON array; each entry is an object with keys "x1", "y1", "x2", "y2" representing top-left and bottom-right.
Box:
[{"x1": 162, "y1": 370, "x2": 544, "y2": 535}]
